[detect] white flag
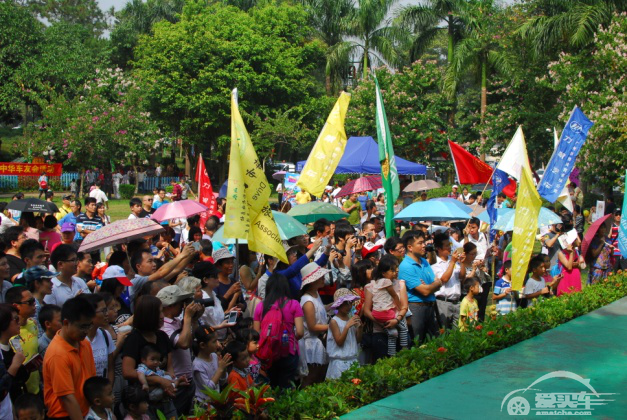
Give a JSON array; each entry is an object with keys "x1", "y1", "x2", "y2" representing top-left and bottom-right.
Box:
[{"x1": 497, "y1": 126, "x2": 531, "y2": 180}]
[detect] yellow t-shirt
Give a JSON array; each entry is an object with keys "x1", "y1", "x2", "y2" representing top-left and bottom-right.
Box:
[
  {"x1": 13, "y1": 318, "x2": 40, "y2": 394},
  {"x1": 458, "y1": 297, "x2": 479, "y2": 331},
  {"x1": 295, "y1": 191, "x2": 311, "y2": 205}
]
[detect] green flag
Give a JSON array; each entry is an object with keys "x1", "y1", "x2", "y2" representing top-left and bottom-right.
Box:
[{"x1": 375, "y1": 76, "x2": 399, "y2": 237}]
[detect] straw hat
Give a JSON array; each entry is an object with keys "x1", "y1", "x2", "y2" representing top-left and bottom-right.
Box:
[
  {"x1": 331, "y1": 288, "x2": 359, "y2": 309},
  {"x1": 300, "y1": 262, "x2": 329, "y2": 290}
]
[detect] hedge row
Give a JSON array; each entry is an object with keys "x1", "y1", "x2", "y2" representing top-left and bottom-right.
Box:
[{"x1": 266, "y1": 274, "x2": 627, "y2": 419}]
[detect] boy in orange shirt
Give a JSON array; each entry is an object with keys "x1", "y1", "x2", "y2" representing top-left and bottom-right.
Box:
[
  {"x1": 43, "y1": 296, "x2": 96, "y2": 420},
  {"x1": 226, "y1": 341, "x2": 253, "y2": 395}
]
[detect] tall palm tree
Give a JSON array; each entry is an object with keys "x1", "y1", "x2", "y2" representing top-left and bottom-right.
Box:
[
  {"x1": 444, "y1": 0, "x2": 514, "y2": 160},
  {"x1": 302, "y1": 0, "x2": 355, "y2": 94},
  {"x1": 517, "y1": 0, "x2": 627, "y2": 56},
  {"x1": 395, "y1": 0, "x2": 466, "y2": 63},
  {"x1": 329, "y1": 0, "x2": 411, "y2": 80}
]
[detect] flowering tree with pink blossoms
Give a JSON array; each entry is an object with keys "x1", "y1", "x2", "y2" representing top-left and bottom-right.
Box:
[
  {"x1": 32, "y1": 68, "x2": 161, "y2": 193},
  {"x1": 539, "y1": 13, "x2": 627, "y2": 192}
]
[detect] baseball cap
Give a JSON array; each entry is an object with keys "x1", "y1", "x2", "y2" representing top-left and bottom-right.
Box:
[
  {"x1": 23, "y1": 266, "x2": 59, "y2": 284},
  {"x1": 361, "y1": 242, "x2": 383, "y2": 259},
  {"x1": 102, "y1": 265, "x2": 133, "y2": 287},
  {"x1": 60, "y1": 222, "x2": 76, "y2": 233},
  {"x1": 62, "y1": 194, "x2": 73, "y2": 200},
  {"x1": 156, "y1": 285, "x2": 193, "y2": 307}
]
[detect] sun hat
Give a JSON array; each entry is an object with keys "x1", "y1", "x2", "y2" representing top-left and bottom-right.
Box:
[
  {"x1": 331, "y1": 288, "x2": 359, "y2": 309},
  {"x1": 60, "y1": 222, "x2": 76, "y2": 233},
  {"x1": 156, "y1": 285, "x2": 193, "y2": 307},
  {"x1": 452, "y1": 185, "x2": 459, "y2": 189},
  {"x1": 22, "y1": 266, "x2": 58, "y2": 284},
  {"x1": 300, "y1": 262, "x2": 330, "y2": 290},
  {"x1": 177, "y1": 276, "x2": 201, "y2": 295},
  {"x1": 361, "y1": 242, "x2": 383, "y2": 259},
  {"x1": 212, "y1": 248, "x2": 235, "y2": 265},
  {"x1": 102, "y1": 265, "x2": 133, "y2": 287}
]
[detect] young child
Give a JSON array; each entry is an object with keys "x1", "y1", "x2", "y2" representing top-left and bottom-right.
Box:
[
  {"x1": 493, "y1": 261, "x2": 517, "y2": 315},
  {"x1": 459, "y1": 277, "x2": 480, "y2": 331},
  {"x1": 192, "y1": 327, "x2": 231, "y2": 404},
  {"x1": 225, "y1": 340, "x2": 253, "y2": 395},
  {"x1": 70, "y1": 179, "x2": 78, "y2": 197},
  {"x1": 326, "y1": 289, "x2": 361, "y2": 380},
  {"x1": 121, "y1": 385, "x2": 150, "y2": 420},
  {"x1": 369, "y1": 255, "x2": 408, "y2": 356},
  {"x1": 38, "y1": 304, "x2": 62, "y2": 358},
  {"x1": 83, "y1": 376, "x2": 115, "y2": 420},
  {"x1": 541, "y1": 254, "x2": 564, "y2": 296},
  {"x1": 235, "y1": 328, "x2": 264, "y2": 384},
  {"x1": 14, "y1": 394, "x2": 45, "y2": 420},
  {"x1": 522, "y1": 256, "x2": 555, "y2": 307},
  {"x1": 136, "y1": 344, "x2": 184, "y2": 401}
]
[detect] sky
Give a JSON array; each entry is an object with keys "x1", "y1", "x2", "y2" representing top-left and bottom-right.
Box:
[{"x1": 98, "y1": 0, "x2": 128, "y2": 13}]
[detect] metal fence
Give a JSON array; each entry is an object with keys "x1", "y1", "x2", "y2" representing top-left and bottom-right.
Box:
[{"x1": 0, "y1": 173, "x2": 179, "y2": 193}]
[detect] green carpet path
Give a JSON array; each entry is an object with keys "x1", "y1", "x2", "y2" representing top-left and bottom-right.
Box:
[{"x1": 344, "y1": 297, "x2": 627, "y2": 419}]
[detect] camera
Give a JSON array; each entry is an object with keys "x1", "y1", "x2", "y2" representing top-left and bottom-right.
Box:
[
  {"x1": 425, "y1": 244, "x2": 435, "y2": 253},
  {"x1": 194, "y1": 298, "x2": 214, "y2": 307},
  {"x1": 355, "y1": 235, "x2": 366, "y2": 242}
]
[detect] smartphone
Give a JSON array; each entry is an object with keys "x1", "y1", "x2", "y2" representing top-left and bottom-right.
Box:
[
  {"x1": 225, "y1": 311, "x2": 238, "y2": 324},
  {"x1": 9, "y1": 336, "x2": 23, "y2": 353},
  {"x1": 321, "y1": 237, "x2": 329, "y2": 247},
  {"x1": 191, "y1": 241, "x2": 202, "y2": 252}
]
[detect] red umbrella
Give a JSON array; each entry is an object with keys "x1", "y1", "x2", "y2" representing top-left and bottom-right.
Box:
[
  {"x1": 581, "y1": 214, "x2": 612, "y2": 262},
  {"x1": 335, "y1": 175, "x2": 382, "y2": 198}
]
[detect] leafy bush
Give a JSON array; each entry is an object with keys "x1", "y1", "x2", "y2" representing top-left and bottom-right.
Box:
[
  {"x1": 264, "y1": 274, "x2": 627, "y2": 419},
  {"x1": 119, "y1": 184, "x2": 135, "y2": 199}
]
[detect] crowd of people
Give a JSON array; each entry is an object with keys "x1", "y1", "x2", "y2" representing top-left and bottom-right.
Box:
[{"x1": 0, "y1": 178, "x2": 622, "y2": 420}]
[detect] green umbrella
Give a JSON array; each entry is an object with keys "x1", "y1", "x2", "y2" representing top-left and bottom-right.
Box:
[
  {"x1": 287, "y1": 201, "x2": 349, "y2": 224},
  {"x1": 212, "y1": 211, "x2": 308, "y2": 244}
]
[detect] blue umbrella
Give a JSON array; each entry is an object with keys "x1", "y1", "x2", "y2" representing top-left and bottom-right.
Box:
[
  {"x1": 394, "y1": 200, "x2": 472, "y2": 222},
  {"x1": 432, "y1": 198, "x2": 490, "y2": 223},
  {"x1": 218, "y1": 180, "x2": 228, "y2": 198},
  {"x1": 492, "y1": 207, "x2": 562, "y2": 232}
]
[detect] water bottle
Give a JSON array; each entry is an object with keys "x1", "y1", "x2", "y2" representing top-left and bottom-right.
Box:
[{"x1": 281, "y1": 329, "x2": 289, "y2": 347}]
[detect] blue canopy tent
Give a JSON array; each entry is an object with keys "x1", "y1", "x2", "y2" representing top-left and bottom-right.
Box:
[{"x1": 296, "y1": 136, "x2": 426, "y2": 175}]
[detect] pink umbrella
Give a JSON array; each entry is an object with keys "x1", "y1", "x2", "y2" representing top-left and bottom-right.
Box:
[
  {"x1": 78, "y1": 218, "x2": 165, "y2": 253},
  {"x1": 335, "y1": 175, "x2": 382, "y2": 198},
  {"x1": 581, "y1": 214, "x2": 612, "y2": 262},
  {"x1": 150, "y1": 199, "x2": 209, "y2": 222}
]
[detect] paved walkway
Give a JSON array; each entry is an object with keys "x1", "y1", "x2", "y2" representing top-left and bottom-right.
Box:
[{"x1": 344, "y1": 297, "x2": 627, "y2": 419}]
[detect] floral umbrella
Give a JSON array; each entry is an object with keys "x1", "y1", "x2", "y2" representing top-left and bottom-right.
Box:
[{"x1": 78, "y1": 218, "x2": 165, "y2": 253}]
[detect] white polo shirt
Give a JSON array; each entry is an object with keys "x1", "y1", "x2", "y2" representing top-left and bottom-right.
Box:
[
  {"x1": 43, "y1": 276, "x2": 90, "y2": 307},
  {"x1": 468, "y1": 232, "x2": 488, "y2": 261},
  {"x1": 431, "y1": 256, "x2": 462, "y2": 300}
]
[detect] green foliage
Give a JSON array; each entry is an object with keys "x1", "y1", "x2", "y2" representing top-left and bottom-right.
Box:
[
  {"x1": 25, "y1": 0, "x2": 109, "y2": 37},
  {"x1": 345, "y1": 59, "x2": 452, "y2": 174},
  {"x1": 132, "y1": 1, "x2": 327, "y2": 164},
  {"x1": 119, "y1": 184, "x2": 135, "y2": 199},
  {"x1": 268, "y1": 275, "x2": 627, "y2": 419},
  {"x1": 538, "y1": 13, "x2": 627, "y2": 192},
  {"x1": 31, "y1": 68, "x2": 161, "y2": 170}
]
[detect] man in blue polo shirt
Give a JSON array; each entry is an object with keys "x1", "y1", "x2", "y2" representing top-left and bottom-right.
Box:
[{"x1": 399, "y1": 230, "x2": 443, "y2": 343}]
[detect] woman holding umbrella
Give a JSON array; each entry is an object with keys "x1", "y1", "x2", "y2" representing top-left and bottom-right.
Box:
[{"x1": 587, "y1": 223, "x2": 613, "y2": 284}]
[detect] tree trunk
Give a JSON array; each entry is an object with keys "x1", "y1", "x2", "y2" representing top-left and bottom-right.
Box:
[
  {"x1": 480, "y1": 59, "x2": 487, "y2": 162},
  {"x1": 325, "y1": 68, "x2": 332, "y2": 95},
  {"x1": 133, "y1": 164, "x2": 139, "y2": 194},
  {"x1": 79, "y1": 169, "x2": 86, "y2": 198},
  {"x1": 362, "y1": 43, "x2": 369, "y2": 79},
  {"x1": 447, "y1": 17, "x2": 456, "y2": 127}
]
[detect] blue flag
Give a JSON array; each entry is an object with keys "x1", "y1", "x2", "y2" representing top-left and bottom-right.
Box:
[
  {"x1": 487, "y1": 168, "x2": 510, "y2": 241},
  {"x1": 537, "y1": 106, "x2": 593, "y2": 202},
  {"x1": 618, "y1": 170, "x2": 627, "y2": 257}
]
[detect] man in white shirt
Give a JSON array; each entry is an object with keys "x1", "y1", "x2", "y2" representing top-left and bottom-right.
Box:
[
  {"x1": 431, "y1": 233, "x2": 466, "y2": 329},
  {"x1": 112, "y1": 170, "x2": 123, "y2": 199},
  {"x1": 89, "y1": 184, "x2": 109, "y2": 209},
  {"x1": 465, "y1": 217, "x2": 488, "y2": 261}
]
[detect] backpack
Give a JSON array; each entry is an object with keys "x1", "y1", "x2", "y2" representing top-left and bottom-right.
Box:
[
  {"x1": 39, "y1": 180, "x2": 48, "y2": 190},
  {"x1": 257, "y1": 300, "x2": 294, "y2": 368}
]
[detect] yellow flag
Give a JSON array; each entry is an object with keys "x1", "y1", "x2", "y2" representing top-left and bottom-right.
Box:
[
  {"x1": 510, "y1": 166, "x2": 542, "y2": 291},
  {"x1": 224, "y1": 89, "x2": 288, "y2": 263},
  {"x1": 296, "y1": 92, "x2": 350, "y2": 197}
]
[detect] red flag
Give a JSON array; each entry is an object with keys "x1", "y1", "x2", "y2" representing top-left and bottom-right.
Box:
[
  {"x1": 196, "y1": 154, "x2": 217, "y2": 230},
  {"x1": 448, "y1": 140, "x2": 516, "y2": 197}
]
